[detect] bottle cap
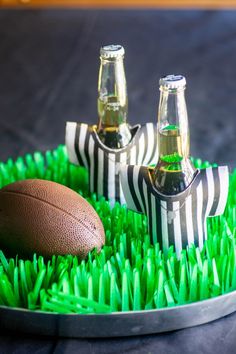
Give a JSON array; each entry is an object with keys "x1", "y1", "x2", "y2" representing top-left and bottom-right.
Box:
[
  {"x1": 159, "y1": 74, "x2": 186, "y2": 89},
  {"x1": 100, "y1": 45, "x2": 125, "y2": 59}
]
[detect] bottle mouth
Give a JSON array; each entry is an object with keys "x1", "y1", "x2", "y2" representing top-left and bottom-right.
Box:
[
  {"x1": 100, "y1": 56, "x2": 124, "y2": 63},
  {"x1": 159, "y1": 74, "x2": 186, "y2": 92},
  {"x1": 159, "y1": 86, "x2": 186, "y2": 93},
  {"x1": 100, "y1": 45, "x2": 125, "y2": 59}
]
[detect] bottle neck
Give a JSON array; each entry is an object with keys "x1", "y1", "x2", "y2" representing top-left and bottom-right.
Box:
[
  {"x1": 153, "y1": 85, "x2": 196, "y2": 195},
  {"x1": 157, "y1": 87, "x2": 190, "y2": 163},
  {"x1": 97, "y1": 56, "x2": 131, "y2": 149},
  {"x1": 97, "y1": 56, "x2": 128, "y2": 130}
]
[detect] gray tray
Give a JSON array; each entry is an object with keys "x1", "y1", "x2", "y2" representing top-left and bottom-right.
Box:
[{"x1": 1, "y1": 289, "x2": 236, "y2": 338}]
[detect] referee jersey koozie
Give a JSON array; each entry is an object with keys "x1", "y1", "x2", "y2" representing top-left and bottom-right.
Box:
[
  {"x1": 120, "y1": 164, "x2": 229, "y2": 258},
  {"x1": 66, "y1": 122, "x2": 158, "y2": 206}
]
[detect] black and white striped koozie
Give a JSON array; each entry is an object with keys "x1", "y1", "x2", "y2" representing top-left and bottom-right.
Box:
[
  {"x1": 120, "y1": 164, "x2": 229, "y2": 257},
  {"x1": 66, "y1": 122, "x2": 158, "y2": 206}
]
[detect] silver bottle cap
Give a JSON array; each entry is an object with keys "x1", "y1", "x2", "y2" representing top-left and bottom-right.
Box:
[
  {"x1": 100, "y1": 45, "x2": 125, "y2": 59},
  {"x1": 159, "y1": 74, "x2": 186, "y2": 89}
]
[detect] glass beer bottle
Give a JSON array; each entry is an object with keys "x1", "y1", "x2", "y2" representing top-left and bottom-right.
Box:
[
  {"x1": 153, "y1": 74, "x2": 196, "y2": 195},
  {"x1": 97, "y1": 45, "x2": 132, "y2": 149}
]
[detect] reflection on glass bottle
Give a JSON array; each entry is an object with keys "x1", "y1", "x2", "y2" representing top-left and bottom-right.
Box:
[
  {"x1": 153, "y1": 74, "x2": 196, "y2": 195},
  {"x1": 97, "y1": 45, "x2": 132, "y2": 149}
]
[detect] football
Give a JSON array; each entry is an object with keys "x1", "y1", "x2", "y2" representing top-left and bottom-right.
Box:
[{"x1": 0, "y1": 179, "x2": 105, "y2": 258}]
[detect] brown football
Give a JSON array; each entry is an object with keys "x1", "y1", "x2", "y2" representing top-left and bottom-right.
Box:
[{"x1": 0, "y1": 179, "x2": 105, "y2": 258}]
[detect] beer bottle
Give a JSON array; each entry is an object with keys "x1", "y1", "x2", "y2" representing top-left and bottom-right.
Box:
[
  {"x1": 97, "y1": 45, "x2": 132, "y2": 149},
  {"x1": 153, "y1": 74, "x2": 196, "y2": 195}
]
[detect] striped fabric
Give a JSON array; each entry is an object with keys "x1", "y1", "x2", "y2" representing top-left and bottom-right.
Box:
[
  {"x1": 120, "y1": 164, "x2": 229, "y2": 257},
  {"x1": 66, "y1": 122, "x2": 158, "y2": 206}
]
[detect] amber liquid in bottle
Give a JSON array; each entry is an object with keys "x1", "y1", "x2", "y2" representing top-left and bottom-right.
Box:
[
  {"x1": 97, "y1": 95, "x2": 131, "y2": 149},
  {"x1": 153, "y1": 125, "x2": 196, "y2": 195}
]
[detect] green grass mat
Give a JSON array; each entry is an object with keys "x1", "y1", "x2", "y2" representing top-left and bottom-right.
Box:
[{"x1": 0, "y1": 145, "x2": 235, "y2": 314}]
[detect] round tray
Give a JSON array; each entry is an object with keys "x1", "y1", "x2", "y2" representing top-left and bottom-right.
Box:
[{"x1": 1, "y1": 290, "x2": 236, "y2": 338}]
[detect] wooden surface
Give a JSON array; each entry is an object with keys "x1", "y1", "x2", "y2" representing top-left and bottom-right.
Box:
[{"x1": 1, "y1": 0, "x2": 236, "y2": 8}]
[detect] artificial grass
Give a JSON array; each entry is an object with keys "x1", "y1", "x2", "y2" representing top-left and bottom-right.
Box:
[{"x1": 0, "y1": 145, "x2": 235, "y2": 314}]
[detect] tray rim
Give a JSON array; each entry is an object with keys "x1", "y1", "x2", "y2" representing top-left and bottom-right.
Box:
[
  {"x1": 0, "y1": 285, "x2": 235, "y2": 316},
  {"x1": 1, "y1": 286, "x2": 236, "y2": 338}
]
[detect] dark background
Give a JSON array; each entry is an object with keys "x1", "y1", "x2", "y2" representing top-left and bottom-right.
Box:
[
  {"x1": 0, "y1": 8, "x2": 236, "y2": 354},
  {"x1": 1, "y1": 10, "x2": 236, "y2": 165}
]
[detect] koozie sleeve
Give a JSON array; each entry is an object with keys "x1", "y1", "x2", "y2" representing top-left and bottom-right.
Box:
[
  {"x1": 140, "y1": 123, "x2": 158, "y2": 166},
  {"x1": 119, "y1": 164, "x2": 146, "y2": 213},
  {"x1": 65, "y1": 122, "x2": 90, "y2": 169},
  {"x1": 203, "y1": 166, "x2": 229, "y2": 217}
]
